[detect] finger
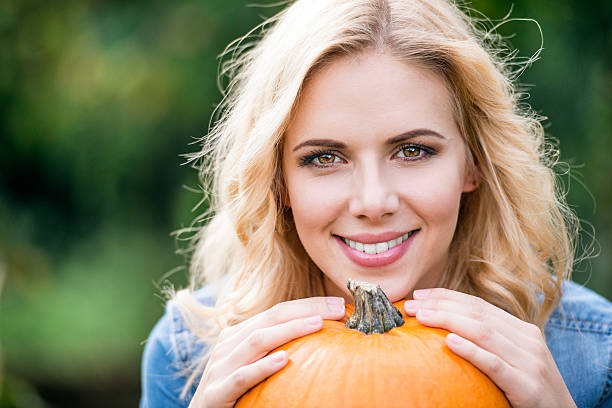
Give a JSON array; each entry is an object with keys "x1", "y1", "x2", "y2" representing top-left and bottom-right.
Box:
[
  {"x1": 404, "y1": 298, "x2": 525, "y2": 343},
  {"x1": 229, "y1": 297, "x2": 345, "y2": 344},
  {"x1": 212, "y1": 297, "x2": 344, "y2": 359},
  {"x1": 445, "y1": 333, "x2": 519, "y2": 397},
  {"x1": 213, "y1": 350, "x2": 289, "y2": 405},
  {"x1": 218, "y1": 297, "x2": 331, "y2": 339},
  {"x1": 226, "y1": 315, "x2": 324, "y2": 368},
  {"x1": 409, "y1": 288, "x2": 529, "y2": 334},
  {"x1": 413, "y1": 307, "x2": 529, "y2": 368}
]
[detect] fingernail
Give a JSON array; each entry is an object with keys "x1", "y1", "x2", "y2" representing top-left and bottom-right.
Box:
[
  {"x1": 327, "y1": 297, "x2": 345, "y2": 305},
  {"x1": 413, "y1": 289, "x2": 431, "y2": 299},
  {"x1": 417, "y1": 308, "x2": 434, "y2": 317},
  {"x1": 304, "y1": 315, "x2": 322, "y2": 327},
  {"x1": 447, "y1": 333, "x2": 464, "y2": 345},
  {"x1": 404, "y1": 299, "x2": 421, "y2": 313},
  {"x1": 271, "y1": 350, "x2": 287, "y2": 363}
]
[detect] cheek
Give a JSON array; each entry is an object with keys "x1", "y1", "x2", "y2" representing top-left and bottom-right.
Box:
[
  {"x1": 287, "y1": 174, "x2": 348, "y2": 232},
  {"x1": 399, "y1": 164, "x2": 465, "y2": 225}
]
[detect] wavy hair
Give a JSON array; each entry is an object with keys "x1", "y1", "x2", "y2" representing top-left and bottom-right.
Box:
[{"x1": 171, "y1": 0, "x2": 578, "y2": 393}]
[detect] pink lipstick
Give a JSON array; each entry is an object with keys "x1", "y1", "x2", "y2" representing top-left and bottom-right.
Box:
[{"x1": 335, "y1": 230, "x2": 418, "y2": 268}]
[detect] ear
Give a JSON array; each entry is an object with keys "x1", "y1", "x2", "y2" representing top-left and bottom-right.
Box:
[{"x1": 462, "y1": 162, "x2": 481, "y2": 193}]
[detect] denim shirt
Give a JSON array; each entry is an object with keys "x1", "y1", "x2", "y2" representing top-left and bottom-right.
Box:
[{"x1": 140, "y1": 281, "x2": 612, "y2": 407}]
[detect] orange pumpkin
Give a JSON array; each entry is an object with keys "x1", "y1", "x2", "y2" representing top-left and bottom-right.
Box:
[{"x1": 236, "y1": 280, "x2": 510, "y2": 408}]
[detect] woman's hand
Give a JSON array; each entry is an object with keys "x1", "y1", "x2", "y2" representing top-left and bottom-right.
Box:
[
  {"x1": 188, "y1": 296, "x2": 346, "y2": 408},
  {"x1": 404, "y1": 288, "x2": 576, "y2": 408}
]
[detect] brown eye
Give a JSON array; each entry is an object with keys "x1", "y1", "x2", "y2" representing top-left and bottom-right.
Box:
[
  {"x1": 402, "y1": 146, "x2": 421, "y2": 157},
  {"x1": 317, "y1": 154, "x2": 336, "y2": 164},
  {"x1": 300, "y1": 150, "x2": 344, "y2": 167},
  {"x1": 393, "y1": 144, "x2": 436, "y2": 162}
]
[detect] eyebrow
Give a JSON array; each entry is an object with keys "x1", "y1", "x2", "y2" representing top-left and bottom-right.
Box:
[
  {"x1": 387, "y1": 128, "x2": 446, "y2": 144},
  {"x1": 292, "y1": 128, "x2": 446, "y2": 152}
]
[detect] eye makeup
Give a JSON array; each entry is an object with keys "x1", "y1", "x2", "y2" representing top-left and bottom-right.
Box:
[{"x1": 298, "y1": 149, "x2": 344, "y2": 168}]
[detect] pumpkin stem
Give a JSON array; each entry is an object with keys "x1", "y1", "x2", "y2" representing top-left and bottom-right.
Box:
[{"x1": 345, "y1": 279, "x2": 405, "y2": 334}]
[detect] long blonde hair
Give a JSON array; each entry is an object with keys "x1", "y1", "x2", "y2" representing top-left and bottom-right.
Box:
[{"x1": 172, "y1": 0, "x2": 577, "y2": 392}]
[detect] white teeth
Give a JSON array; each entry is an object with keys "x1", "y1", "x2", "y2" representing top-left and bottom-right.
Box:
[
  {"x1": 342, "y1": 231, "x2": 414, "y2": 255},
  {"x1": 375, "y1": 242, "x2": 388, "y2": 253}
]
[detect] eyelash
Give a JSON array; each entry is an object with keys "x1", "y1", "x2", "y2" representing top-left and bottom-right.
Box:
[
  {"x1": 298, "y1": 144, "x2": 437, "y2": 168},
  {"x1": 299, "y1": 149, "x2": 341, "y2": 167},
  {"x1": 395, "y1": 143, "x2": 437, "y2": 161}
]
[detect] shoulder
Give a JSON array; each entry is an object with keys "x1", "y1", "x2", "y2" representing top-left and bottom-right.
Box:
[
  {"x1": 550, "y1": 280, "x2": 612, "y2": 325},
  {"x1": 139, "y1": 286, "x2": 218, "y2": 408},
  {"x1": 545, "y1": 280, "x2": 612, "y2": 408}
]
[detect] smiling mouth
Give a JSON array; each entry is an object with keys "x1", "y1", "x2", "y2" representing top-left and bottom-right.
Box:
[{"x1": 337, "y1": 231, "x2": 417, "y2": 255}]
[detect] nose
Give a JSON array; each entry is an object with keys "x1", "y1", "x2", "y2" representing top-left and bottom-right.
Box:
[{"x1": 349, "y1": 162, "x2": 399, "y2": 221}]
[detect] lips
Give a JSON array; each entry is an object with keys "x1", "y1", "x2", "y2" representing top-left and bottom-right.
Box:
[
  {"x1": 340, "y1": 231, "x2": 415, "y2": 255},
  {"x1": 335, "y1": 230, "x2": 419, "y2": 268}
]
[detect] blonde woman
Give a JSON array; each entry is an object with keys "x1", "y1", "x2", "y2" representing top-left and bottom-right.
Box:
[{"x1": 140, "y1": 0, "x2": 612, "y2": 407}]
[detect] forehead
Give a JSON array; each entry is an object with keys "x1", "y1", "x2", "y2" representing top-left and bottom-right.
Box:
[{"x1": 285, "y1": 50, "x2": 458, "y2": 145}]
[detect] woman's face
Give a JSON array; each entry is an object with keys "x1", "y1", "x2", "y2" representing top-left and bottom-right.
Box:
[{"x1": 282, "y1": 51, "x2": 477, "y2": 302}]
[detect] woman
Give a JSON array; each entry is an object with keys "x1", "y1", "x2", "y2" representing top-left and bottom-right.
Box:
[{"x1": 140, "y1": 0, "x2": 612, "y2": 407}]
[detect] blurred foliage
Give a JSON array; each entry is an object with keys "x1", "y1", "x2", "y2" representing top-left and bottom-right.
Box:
[{"x1": 0, "y1": 0, "x2": 610, "y2": 406}]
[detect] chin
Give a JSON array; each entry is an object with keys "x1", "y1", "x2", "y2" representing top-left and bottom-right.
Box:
[{"x1": 380, "y1": 284, "x2": 411, "y2": 303}]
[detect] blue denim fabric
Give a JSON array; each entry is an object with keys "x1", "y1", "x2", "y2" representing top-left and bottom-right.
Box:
[
  {"x1": 140, "y1": 280, "x2": 612, "y2": 407},
  {"x1": 545, "y1": 282, "x2": 612, "y2": 407},
  {"x1": 139, "y1": 287, "x2": 214, "y2": 408}
]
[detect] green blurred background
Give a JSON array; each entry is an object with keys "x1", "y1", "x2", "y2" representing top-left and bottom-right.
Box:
[{"x1": 1, "y1": 0, "x2": 610, "y2": 406}]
